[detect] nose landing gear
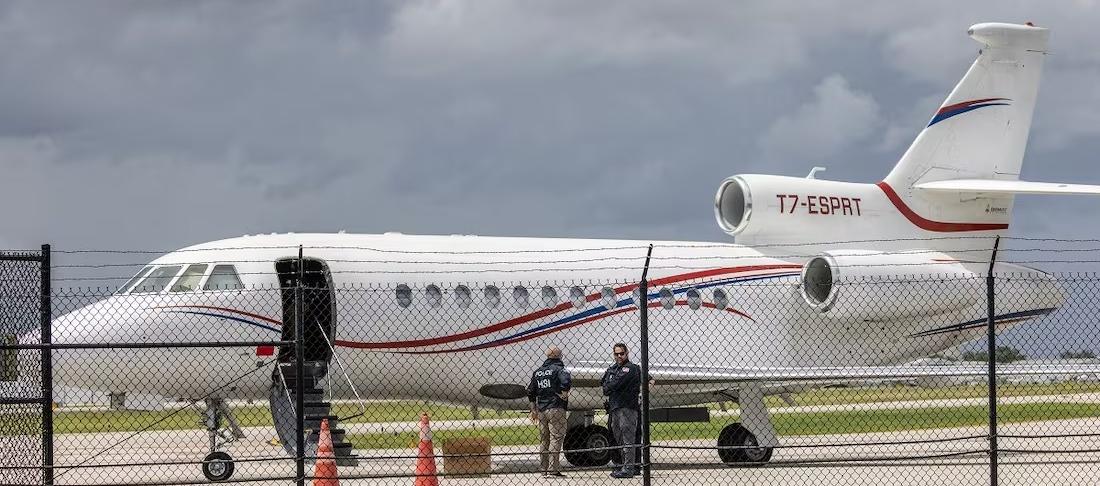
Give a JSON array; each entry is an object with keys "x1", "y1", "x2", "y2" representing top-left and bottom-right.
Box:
[
  {"x1": 201, "y1": 451, "x2": 234, "y2": 482},
  {"x1": 197, "y1": 398, "x2": 244, "y2": 482}
]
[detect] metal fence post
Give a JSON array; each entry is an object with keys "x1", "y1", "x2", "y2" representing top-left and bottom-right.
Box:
[
  {"x1": 639, "y1": 245, "x2": 654, "y2": 486},
  {"x1": 986, "y1": 236, "x2": 1000, "y2": 486},
  {"x1": 40, "y1": 244, "x2": 53, "y2": 486},
  {"x1": 295, "y1": 246, "x2": 306, "y2": 486}
]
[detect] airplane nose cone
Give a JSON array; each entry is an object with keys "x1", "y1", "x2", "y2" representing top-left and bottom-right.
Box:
[
  {"x1": 49, "y1": 296, "x2": 143, "y2": 394},
  {"x1": 49, "y1": 301, "x2": 102, "y2": 393}
]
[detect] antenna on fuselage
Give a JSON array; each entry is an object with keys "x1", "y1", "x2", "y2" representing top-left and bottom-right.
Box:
[{"x1": 806, "y1": 167, "x2": 826, "y2": 179}]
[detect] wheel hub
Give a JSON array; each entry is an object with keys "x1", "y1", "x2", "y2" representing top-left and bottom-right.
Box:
[
  {"x1": 589, "y1": 434, "x2": 609, "y2": 449},
  {"x1": 207, "y1": 461, "x2": 226, "y2": 476},
  {"x1": 743, "y1": 437, "x2": 767, "y2": 461}
]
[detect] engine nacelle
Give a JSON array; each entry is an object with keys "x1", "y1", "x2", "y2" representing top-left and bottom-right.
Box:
[
  {"x1": 798, "y1": 250, "x2": 983, "y2": 321},
  {"x1": 714, "y1": 175, "x2": 753, "y2": 235},
  {"x1": 714, "y1": 174, "x2": 878, "y2": 244}
]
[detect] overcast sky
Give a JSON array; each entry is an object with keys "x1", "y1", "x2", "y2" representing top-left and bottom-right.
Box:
[{"x1": 3, "y1": 1, "x2": 1100, "y2": 254}]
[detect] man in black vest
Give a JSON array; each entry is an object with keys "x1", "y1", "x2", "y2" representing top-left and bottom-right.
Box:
[
  {"x1": 602, "y1": 342, "x2": 641, "y2": 478},
  {"x1": 527, "y1": 345, "x2": 572, "y2": 478}
]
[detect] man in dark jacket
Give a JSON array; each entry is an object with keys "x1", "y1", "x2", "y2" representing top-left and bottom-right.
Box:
[
  {"x1": 601, "y1": 342, "x2": 641, "y2": 478},
  {"x1": 527, "y1": 346, "x2": 572, "y2": 477}
]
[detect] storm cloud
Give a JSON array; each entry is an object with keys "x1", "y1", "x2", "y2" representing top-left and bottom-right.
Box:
[{"x1": 2, "y1": 0, "x2": 1100, "y2": 254}]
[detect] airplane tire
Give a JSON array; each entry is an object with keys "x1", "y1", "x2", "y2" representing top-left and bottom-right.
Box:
[
  {"x1": 202, "y1": 451, "x2": 235, "y2": 482},
  {"x1": 564, "y1": 425, "x2": 615, "y2": 467},
  {"x1": 717, "y1": 423, "x2": 772, "y2": 466}
]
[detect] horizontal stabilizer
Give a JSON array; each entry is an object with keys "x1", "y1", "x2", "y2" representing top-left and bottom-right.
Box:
[{"x1": 915, "y1": 179, "x2": 1100, "y2": 196}]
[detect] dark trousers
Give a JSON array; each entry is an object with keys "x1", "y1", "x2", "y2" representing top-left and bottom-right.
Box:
[{"x1": 610, "y1": 408, "x2": 640, "y2": 471}]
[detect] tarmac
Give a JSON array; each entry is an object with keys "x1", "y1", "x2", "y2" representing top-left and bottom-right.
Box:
[{"x1": 45, "y1": 394, "x2": 1100, "y2": 485}]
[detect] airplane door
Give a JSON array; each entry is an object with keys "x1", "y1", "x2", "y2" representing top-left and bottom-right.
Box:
[{"x1": 274, "y1": 257, "x2": 335, "y2": 368}]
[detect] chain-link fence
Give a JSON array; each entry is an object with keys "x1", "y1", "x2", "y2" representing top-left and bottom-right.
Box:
[
  {"x1": 4, "y1": 242, "x2": 1100, "y2": 485},
  {"x1": 1, "y1": 248, "x2": 50, "y2": 486}
]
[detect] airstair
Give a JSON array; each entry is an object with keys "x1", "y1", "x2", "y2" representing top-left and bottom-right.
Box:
[{"x1": 270, "y1": 361, "x2": 359, "y2": 466}]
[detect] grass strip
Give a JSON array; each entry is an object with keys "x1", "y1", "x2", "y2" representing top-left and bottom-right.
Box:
[
  {"x1": 48, "y1": 382, "x2": 1100, "y2": 435},
  {"x1": 346, "y1": 401, "x2": 1100, "y2": 450}
]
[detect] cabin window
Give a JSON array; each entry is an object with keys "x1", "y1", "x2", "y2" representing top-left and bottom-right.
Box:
[
  {"x1": 541, "y1": 286, "x2": 559, "y2": 308},
  {"x1": 686, "y1": 288, "x2": 702, "y2": 310},
  {"x1": 396, "y1": 284, "x2": 413, "y2": 308},
  {"x1": 203, "y1": 265, "x2": 244, "y2": 290},
  {"x1": 513, "y1": 286, "x2": 529, "y2": 309},
  {"x1": 455, "y1": 285, "x2": 472, "y2": 308},
  {"x1": 600, "y1": 287, "x2": 617, "y2": 309},
  {"x1": 171, "y1": 264, "x2": 209, "y2": 292},
  {"x1": 426, "y1": 285, "x2": 442, "y2": 308},
  {"x1": 569, "y1": 286, "x2": 586, "y2": 309},
  {"x1": 712, "y1": 288, "x2": 729, "y2": 310},
  {"x1": 659, "y1": 288, "x2": 674, "y2": 310},
  {"x1": 132, "y1": 265, "x2": 182, "y2": 294},
  {"x1": 484, "y1": 285, "x2": 501, "y2": 308},
  {"x1": 118, "y1": 266, "x2": 153, "y2": 294}
]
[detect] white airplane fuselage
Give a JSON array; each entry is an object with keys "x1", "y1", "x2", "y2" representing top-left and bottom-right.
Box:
[{"x1": 52, "y1": 232, "x2": 1061, "y2": 412}]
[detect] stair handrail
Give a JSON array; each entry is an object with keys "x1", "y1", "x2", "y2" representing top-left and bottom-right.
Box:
[
  {"x1": 276, "y1": 363, "x2": 296, "y2": 417},
  {"x1": 315, "y1": 322, "x2": 369, "y2": 421}
]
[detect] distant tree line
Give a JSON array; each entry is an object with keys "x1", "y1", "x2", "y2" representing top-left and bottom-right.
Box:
[
  {"x1": 1058, "y1": 350, "x2": 1097, "y2": 359},
  {"x1": 958, "y1": 347, "x2": 1096, "y2": 362},
  {"x1": 961, "y1": 346, "x2": 1027, "y2": 363}
]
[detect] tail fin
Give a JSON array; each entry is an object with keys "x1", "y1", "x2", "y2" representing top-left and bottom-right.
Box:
[{"x1": 885, "y1": 23, "x2": 1049, "y2": 188}]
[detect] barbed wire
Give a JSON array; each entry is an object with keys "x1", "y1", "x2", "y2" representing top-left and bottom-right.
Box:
[
  {"x1": 39, "y1": 234, "x2": 1100, "y2": 256},
  {"x1": 32, "y1": 264, "x2": 1100, "y2": 285},
  {"x1": 45, "y1": 247, "x2": 1100, "y2": 271}
]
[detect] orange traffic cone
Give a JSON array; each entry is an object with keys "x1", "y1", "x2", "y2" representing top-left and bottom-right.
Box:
[
  {"x1": 414, "y1": 412, "x2": 439, "y2": 486},
  {"x1": 313, "y1": 418, "x2": 339, "y2": 486}
]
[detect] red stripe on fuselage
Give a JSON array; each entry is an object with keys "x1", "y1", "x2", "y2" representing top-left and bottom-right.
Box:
[
  {"x1": 876, "y1": 182, "x2": 1009, "y2": 232},
  {"x1": 335, "y1": 266, "x2": 793, "y2": 350},
  {"x1": 402, "y1": 299, "x2": 755, "y2": 354},
  {"x1": 403, "y1": 307, "x2": 642, "y2": 354},
  {"x1": 155, "y1": 305, "x2": 283, "y2": 325}
]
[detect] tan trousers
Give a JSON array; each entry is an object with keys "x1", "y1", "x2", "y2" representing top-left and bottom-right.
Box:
[{"x1": 538, "y1": 408, "x2": 567, "y2": 473}]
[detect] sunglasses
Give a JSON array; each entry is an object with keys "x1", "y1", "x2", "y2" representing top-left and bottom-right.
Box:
[{"x1": 613, "y1": 352, "x2": 626, "y2": 356}]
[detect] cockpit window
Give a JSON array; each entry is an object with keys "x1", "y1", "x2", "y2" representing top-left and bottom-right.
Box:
[
  {"x1": 131, "y1": 266, "x2": 182, "y2": 294},
  {"x1": 203, "y1": 265, "x2": 244, "y2": 290},
  {"x1": 171, "y1": 264, "x2": 209, "y2": 292},
  {"x1": 118, "y1": 266, "x2": 153, "y2": 294}
]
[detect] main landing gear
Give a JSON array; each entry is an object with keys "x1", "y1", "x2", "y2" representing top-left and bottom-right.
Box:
[
  {"x1": 197, "y1": 398, "x2": 245, "y2": 482},
  {"x1": 564, "y1": 424, "x2": 618, "y2": 467},
  {"x1": 717, "y1": 423, "x2": 773, "y2": 465}
]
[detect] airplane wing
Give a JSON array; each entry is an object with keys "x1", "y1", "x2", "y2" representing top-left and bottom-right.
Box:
[
  {"x1": 570, "y1": 362, "x2": 1100, "y2": 386},
  {"x1": 914, "y1": 178, "x2": 1100, "y2": 196}
]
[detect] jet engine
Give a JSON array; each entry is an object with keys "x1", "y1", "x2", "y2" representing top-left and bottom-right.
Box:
[
  {"x1": 713, "y1": 174, "x2": 874, "y2": 245},
  {"x1": 798, "y1": 250, "x2": 983, "y2": 321},
  {"x1": 715, "y1": 175, "x2": 754, "y2": 235}
]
